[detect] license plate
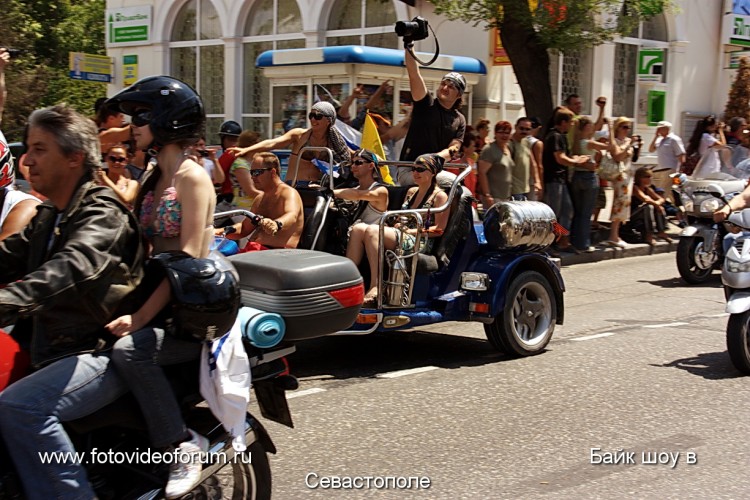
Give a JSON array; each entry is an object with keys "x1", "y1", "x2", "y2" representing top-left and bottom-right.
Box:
[{"x1": 253, "y1": 380, "x2": 294, "y2": 428}]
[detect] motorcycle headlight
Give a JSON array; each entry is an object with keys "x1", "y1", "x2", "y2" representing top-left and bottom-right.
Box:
[
  {"x1": 680, "y1": 193, "x2": 694, "y2": 213},
  {"x1": 699, "y1": 198, "x2": 722, "y2": 214},
  {"x1": 726, "y1": 257, "x2": 750, "y2": 273}
]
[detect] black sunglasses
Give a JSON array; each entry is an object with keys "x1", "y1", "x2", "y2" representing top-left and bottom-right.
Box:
[
  {"x1": 130, "y1": 109, "x2": 152, "y2": 127},
  {"x1": 411, "y1": 166, "x2": 429, "y2": 173},
  {"x1": 108, "y1": 155, "x2": 127, "y2": 163},
  {"x1": 352, "y1": 159, "x2": 370, "y2": 166},
  {"x1": 250, "y1": 168, "x2": 273, "y2": 177},
  {"x1": 309, "y1": 112, "x2": 326, "y2": 121}
]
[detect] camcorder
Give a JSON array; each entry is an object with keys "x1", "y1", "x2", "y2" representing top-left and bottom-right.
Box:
[
  {"x1": 395, "y1": 16, "x2": 429, "y2": 44},
  {"x1": 0, "y1": 48, "x2": 22, "y2": 59}
]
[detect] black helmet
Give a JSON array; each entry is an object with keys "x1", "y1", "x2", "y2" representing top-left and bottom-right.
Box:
[
  {"x1": 147, "y1": 251, "x2": 240, "y2": 342},
  {"x1": 106, "y1": 76, "x2": 205, "y2": 148},
  {"x1": 218, "y1": 120, "x2": 242, "y2": 137}
]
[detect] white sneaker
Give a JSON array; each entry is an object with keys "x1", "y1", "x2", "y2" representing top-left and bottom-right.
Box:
[{"x1": 165, "y1": 429, "x2": 209, "y2": 499}]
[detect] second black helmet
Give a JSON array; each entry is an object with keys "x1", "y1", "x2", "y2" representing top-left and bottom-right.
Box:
[
  {"x1": 106, "y1": 75, "x2": 205, "y2": 148},
  {"x1": 218, "y1": 120, "x2": 242, "y2": 137}
]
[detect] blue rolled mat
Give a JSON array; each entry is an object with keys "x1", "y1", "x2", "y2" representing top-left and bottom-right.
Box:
[{"x1": 238, "y1": 306, "x2": 286, "y2": 348}]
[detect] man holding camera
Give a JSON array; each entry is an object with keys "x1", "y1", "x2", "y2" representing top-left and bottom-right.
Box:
[{"x1": 397, "y1": 19, "x2": 466, "y2": 185}]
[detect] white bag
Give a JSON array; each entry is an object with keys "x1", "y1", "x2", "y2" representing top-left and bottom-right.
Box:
[{"x1": 199, "y1": 323, "x2": 251, "y2": 452}]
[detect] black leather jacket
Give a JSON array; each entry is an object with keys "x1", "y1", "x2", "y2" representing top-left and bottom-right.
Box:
[{"x1": 0, "y1": 176, "x2": 144, "y2": 368}]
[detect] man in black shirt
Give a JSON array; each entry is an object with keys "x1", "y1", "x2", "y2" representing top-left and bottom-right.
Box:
[{"x1": 398, "y1": 48, "x2": 466, "y2": 185}]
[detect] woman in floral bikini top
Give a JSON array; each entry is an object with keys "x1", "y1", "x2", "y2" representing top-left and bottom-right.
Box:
[{"x1": 102, "y1": 76, "x2": 219, "y2": 498}]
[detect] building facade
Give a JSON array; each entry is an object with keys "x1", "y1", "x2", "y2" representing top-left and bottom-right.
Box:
[{"x1": 105, "y1": 0, "x2": 738, "y2": 149}]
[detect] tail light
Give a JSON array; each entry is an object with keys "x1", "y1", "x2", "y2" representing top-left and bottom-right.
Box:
[{"x1": 328, "y1": 283, "x2": 365, "y2": 308}]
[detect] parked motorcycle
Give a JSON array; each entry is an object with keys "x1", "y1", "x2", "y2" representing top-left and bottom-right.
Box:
[
  {"x1": 672, "y1": 173, "x2": 746, "y2": 283},
  {"x1": 720, "y1": 205, "x2": 750, "y2": 374},
  {"x1": 0, "y1": 244, "x2": 363, "y2": 499}
]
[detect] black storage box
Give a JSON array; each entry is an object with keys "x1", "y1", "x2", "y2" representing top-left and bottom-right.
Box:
[{"x1": 228, "y1": 250, "x2": 363, "y2": 340}]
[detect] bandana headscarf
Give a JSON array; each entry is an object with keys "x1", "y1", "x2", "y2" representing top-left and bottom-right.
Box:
[
  {"x1": 415, "y1": 154, "x2": 444, "y2": 176},
  {"x1": 311, "y1": 101, "x2": 350, "y2": 165},
  {"x1": 442, "y1": 72, "x2": 466, "y2": 95},
  {"x1": 353, "y1": 148, "x2": 381, "y2": 182}
]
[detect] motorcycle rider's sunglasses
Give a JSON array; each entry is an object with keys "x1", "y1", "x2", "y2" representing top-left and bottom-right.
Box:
[
  {"x1": 309, "y1": 112, "x2": 326, "y2": 121},
  {"x1": 131, "y1": 109, "x2": 152, "y2": 127},
  {"x1": 250, "y1": 168, "x2": 273, "y2": 177}
]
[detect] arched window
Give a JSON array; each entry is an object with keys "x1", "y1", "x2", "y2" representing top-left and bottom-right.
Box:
[
  {"x1": 169, "y1": 0, "x2": 224, "y2": 143},
  {"x1": 326, "y1": 0, "x2": 398, "y2": 48},
  {"x1": 241, "y1": 0, "x2": 305, "y2": 137},
  {"x1": 551, "y1": 48, "x2": 595, "y2": 113}
]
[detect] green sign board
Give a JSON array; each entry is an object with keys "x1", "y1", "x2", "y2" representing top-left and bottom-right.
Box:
[
  {"x1": 106, "y1": 6, "x2": 151, "y2": 46},
  {"x1": 637, "y1": 48, "x2": 665, "y2": 83}
]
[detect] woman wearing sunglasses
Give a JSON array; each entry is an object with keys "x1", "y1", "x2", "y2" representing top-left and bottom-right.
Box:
[
  {"x1": 361, "y1": 154, "x2": 450, "y2": 305},
  {"x1": 228, "y1": 101, "x2": 351, "y2": 185},
  {"x1": 103, "y1": 76, "x2": 217, "y2": 498},
  {"x1": 96, "y1": 144, "x2": 139, "y2": 208},
  {"x1": 604, "y1": 116, "x2": 638, "y2": 248}
]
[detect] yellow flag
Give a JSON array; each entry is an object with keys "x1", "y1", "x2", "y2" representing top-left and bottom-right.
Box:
[{"x1": 361, "y1": 112, "x2": 394, "y2": 185}]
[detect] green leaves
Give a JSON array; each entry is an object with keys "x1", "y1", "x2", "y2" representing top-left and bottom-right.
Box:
[{"x1": 1, "y1": 0, "x2": 106, "y2": 141}]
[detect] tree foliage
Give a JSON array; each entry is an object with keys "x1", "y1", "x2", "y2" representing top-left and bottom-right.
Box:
[
  {"x1": 724, "y1": 57, "x2": 750, "y2": 124},
  {"x1": 429, "y1": 0, "x2": 674, "y2": 122},
  {"x1": 0, "y1": 0, "x2": 106, "y2": 141}
]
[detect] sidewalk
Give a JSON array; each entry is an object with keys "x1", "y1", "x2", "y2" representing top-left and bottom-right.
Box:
[
  {"x1": 556, "y1": 226, "x2": 679, "y2": 266},
  {"x1": 557, "y1": 186, "x2": 681, "y2": 266}
]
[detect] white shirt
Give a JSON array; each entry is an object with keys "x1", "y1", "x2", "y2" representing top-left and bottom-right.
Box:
[
  {"x1": 0, "y1": 187, "x2": 39, "y2": 230},
  {"x1": 696, "y1": 133, "x2": 721, "y2": 177},
  {"x1": 654, "y1": 133, "x2": 686, "y2": 172}
]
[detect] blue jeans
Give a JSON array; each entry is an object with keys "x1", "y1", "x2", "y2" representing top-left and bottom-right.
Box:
[
  {"x1": 111, "y1": 326, "x2": 202, "y2": 448},
  {"x1": 570, "y1": 171, "x2": 599, "y2": 249},
  {"x1": 544, "y1": 181, "x2": 573, "y2": 230},
  {"x1": 0, "y1": 353, "x2": 127, "y2": 499}
]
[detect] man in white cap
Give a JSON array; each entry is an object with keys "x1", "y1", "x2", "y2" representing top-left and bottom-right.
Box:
[
  {"x1": 398, "y1": 45, "x2": 466, "y2": 185},
  {"x1": 648, "y1": 120, "x2": 685, "y2": 200}
]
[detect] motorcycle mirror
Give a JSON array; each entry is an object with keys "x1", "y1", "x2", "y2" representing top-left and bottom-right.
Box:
[{"x1": 706, "y1": 183, "x2": 725, "y2": 199}]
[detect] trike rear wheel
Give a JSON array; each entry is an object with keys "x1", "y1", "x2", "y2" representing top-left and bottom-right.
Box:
[{"x1": 484, "y1": 271, "x2": 556, "y2": 356}]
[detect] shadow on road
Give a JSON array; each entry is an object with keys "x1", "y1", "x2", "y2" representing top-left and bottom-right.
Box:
[
  {"x1": 287, "y1": 329, "x2": 526, "y2": 381},
  {"x1": 653, "y1": 351, "x2": 743, "y2": 380},
  {"x1": 637, "y1": 276, "x2": 722, "y2": 288}
]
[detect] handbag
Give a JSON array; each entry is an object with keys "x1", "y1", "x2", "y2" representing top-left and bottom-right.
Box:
[{"x1": 598, "y1": 152, "x2": 625, "y2": 181}]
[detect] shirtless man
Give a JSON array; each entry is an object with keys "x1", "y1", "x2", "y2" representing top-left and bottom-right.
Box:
[
  {"x1": 228, "y1": 101, "x2": 351, "y2": 184},
  {"x1": 222, "y1": 152, "x2": 304, "y2": 249}
]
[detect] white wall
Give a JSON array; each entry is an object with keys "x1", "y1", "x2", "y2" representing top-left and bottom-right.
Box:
[{"x1": 105, "y1": 0, "x2": 735, "y2": 140}]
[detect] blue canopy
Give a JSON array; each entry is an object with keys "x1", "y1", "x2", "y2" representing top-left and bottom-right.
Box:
[{"x1": 256, "y1": 45, "x2": 486, "y2": 75}]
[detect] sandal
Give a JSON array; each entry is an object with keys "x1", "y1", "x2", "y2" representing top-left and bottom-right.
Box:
[{"x1": 362, "y1": 290, "x2": 379, "y2": 307}]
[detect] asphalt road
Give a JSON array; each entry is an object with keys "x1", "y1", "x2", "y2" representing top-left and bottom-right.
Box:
[{"x1": 256, "y1": 253, "x2": 748, "y2": 499}]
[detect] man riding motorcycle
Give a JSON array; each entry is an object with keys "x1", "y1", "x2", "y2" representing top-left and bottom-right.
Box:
[{"x1": 0, "y1": 104, "x2": 143, "y2": 499}]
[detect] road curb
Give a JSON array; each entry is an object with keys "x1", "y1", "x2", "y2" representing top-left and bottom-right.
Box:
[{"x1": 558, "y1": 240, "x2": 676, "y2": 266}]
